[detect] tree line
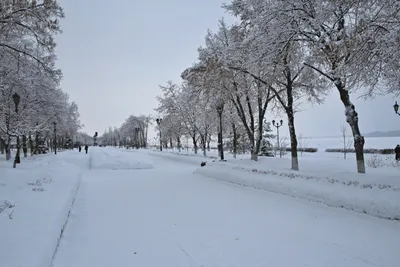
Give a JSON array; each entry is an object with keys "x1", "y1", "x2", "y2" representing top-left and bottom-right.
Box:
[
  {"x1": 155, "y1": 0, "x2": 400, "y2": 174},
  {"x1": 0, "y1": 1, "x2": 81, "y2": 167},
  {"x1": 101, "y1": 115, "x2": 152, "y2": 149}
]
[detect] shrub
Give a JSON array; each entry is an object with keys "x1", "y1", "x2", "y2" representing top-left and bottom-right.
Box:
[
  {"x1": 325, "y1": 148, "x2": 355, "y2": 153},
  {"x1": 285, "y1": 147, "x2": 318, "y2": 153},
  {"x1": 366, "y1": 154, "x2": 385, "y2": 168},
  {"x1": 325, "y1": 148, "x2": 395, "y2": 154},
  {"x1": 380, "y1": 148, "x2": 394, "y2": 154}
]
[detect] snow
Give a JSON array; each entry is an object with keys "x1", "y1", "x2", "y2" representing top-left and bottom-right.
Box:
[
  {"x1": 89, "y1": 148, "x2": 154, "y2": 170},
  {"x1": 0, "y1": 151, "x2": 87, "y2": 267},
  {"x1": 151, "y1": 148, "x2": 400, "y2": 219},
  {"x1": 0, "y1": 144, "x2": 400, "y2": 266}
]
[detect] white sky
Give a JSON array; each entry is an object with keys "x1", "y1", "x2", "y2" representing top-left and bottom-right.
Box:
[{"x1": 55, "y1": 0, "x2": 400, "y2": 139}]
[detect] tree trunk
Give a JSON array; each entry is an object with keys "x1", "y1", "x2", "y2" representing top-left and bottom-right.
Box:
[
  {"x1": 35, "y1": 132, "x2": 39, "y2": 154},
  {"x1": 242, "y1": 135, "x2": 246, "y2": 154},
  {"x1": 169, "y1": 137, "x2": 173, "y2": 149},
  {"x1": 0, "y1": 138, "x2": 4, "y2": 154},
  {"x1": 22, "y1": 135, "x2": 27, "y2": 157},
  {"x1": 287, "y1": 110, "x2": 299, "y2": 171},
  {"x1": 252, "y1": 110, "x2": 265, "y2": 161},
  {"x1": 200, "y1": 134, "x2": 207, "y2": 157},
  {"x1": 28, "y1": 134, "x2": 33, "y2": 156},
  {"x1": 13, "y1": 136, "x2": 21, "y2": 168},
  {"x1": 5, "y1": 137, "x2": 11, "y2": 160},
  {"x1": 232, "y1": 123, "x2": 237, "y2": 159},
  {"x1": 250, "y1": 135, "x2": 257, "y2": 160},
  {"x1": 337, "y1": 82, "x2": 365, "y2": 173},
  {"x1": 192, "y1": 134, "x2": 198, "y2": 154},
  {"x1": 6, "y1": 147, "x2": 11, "y2": 160},
  {"x1": 207, "y1": 134, "x2": 211, "y2": 151}
]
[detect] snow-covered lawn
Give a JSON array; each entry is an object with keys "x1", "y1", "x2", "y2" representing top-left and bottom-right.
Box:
[
  {"x1": 0, "y1": 151, "x2": 88, "y2": 267},
  {"x1": 148, "y1": 148, "x2": 400, "y2": 220}
]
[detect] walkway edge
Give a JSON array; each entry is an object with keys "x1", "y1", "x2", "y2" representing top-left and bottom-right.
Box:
[{"x1": 49, "y1": 170, "x2": 84, "y2": 267}]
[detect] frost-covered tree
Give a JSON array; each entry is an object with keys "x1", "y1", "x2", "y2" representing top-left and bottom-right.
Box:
[
  {"x1": 181, "y1": 21, "x2": 279, "y2": 161},
  {"x1": 259, "y1": 121, "x2": 275, "y2": 157},
  {"x1": 156, "y1": 81, "x2": 219, "y2": 156},
  {"x1": 245, "y1": 0, "x2": 400, "y2": 173},
  {"x1": 0, "y1": 1, "x2": 81, "y2": 167},
  {"x1": 113, "y1": 114, "x2": 151, "y2": 149}
]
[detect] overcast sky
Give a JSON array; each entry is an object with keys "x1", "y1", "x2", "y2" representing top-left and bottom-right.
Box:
[{"x1": 55, "y1": 0, "x2": 400, "y2": 139}]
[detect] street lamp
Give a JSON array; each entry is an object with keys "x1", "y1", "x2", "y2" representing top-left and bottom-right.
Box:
[
  {"x1": 394, "y1": 101, "x2": 399, "y2": 115},
  {"x1": 135, "y1": 127, "x2": 140, "y2": 149},
  {"x1": 156, "y1": 118, "x2": 163, "y2": 151},
  {"x1": 53, "y1": 122, "x2": 57, "y2": 155},
  {"x1": 93, "y1": 132, "x2": 98, "y2": 146},
  {"x1": 12, "y1": 92, "x2": 20, "y2": 168},
  {"x1": 12, "y1": 93, "x2": 20, "y2": 113},
  {"x1": 272, "y1": 119, "x2": 283, "y2": 158},
  {"x1": 216, "y1": 98, "x2": 225, "y2": 161}
]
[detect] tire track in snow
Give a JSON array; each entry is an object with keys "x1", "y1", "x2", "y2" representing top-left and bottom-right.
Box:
[{"x1": 49, "y1": 153, "x2": 91, "y2": 267}]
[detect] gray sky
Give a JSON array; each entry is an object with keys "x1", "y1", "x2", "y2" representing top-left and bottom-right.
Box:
[{"x1": 55, "y1": 0, "x2": 399, "y2": 139}]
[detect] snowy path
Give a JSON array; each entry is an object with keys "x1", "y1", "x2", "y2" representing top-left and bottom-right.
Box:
[{"x1": 52, "y1": 148, "x2": 400, "y2": 267}]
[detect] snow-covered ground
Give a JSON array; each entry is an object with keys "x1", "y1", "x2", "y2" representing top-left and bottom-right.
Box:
[
  {"x1": 1, "y1": 146, "x2": 399, "y2": 267},
  {"x1": 0, "y1": 151, "x2": 88, "y2": 267}
]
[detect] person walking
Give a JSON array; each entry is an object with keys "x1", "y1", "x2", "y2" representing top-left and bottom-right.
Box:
[
  {"x1": 78, "y1": 145, "x2": 82, "y2": 152},
  {"x1": 395, "y1": 145, "x2": 400, "y2": 161},
  {"x1": 85, "y1": 145, "x2": 89, "y2": 154}
]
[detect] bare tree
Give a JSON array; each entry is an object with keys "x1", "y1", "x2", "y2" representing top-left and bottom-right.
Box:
[
  {"x1": 340, "y1": 125, "x2": 353, "y2": 160},
  {"x1": 297, "y1": 133, "x2": 309, "y2": 157},
  {"x1": 276, "y1": 136, "x2": 289, "y2": 157}
]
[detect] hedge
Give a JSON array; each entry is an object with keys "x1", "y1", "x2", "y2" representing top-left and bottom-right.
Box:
[
  {"x1": 284, "y1": 147, "x2": 318, "y2": 153},
  {"x1": 325, "y1": 148, "x2": 394, "y2": 154}
]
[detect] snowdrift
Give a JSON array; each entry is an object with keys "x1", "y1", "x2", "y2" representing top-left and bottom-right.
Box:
[
  {"x1": 90, "y1": 149, "x2": 154, "y2": 170},
  {"x1": 194, "y1": 164, "x2": 400, "y2": 220}
]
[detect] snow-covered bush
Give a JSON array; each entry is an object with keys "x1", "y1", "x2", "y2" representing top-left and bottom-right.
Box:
[{"x1": 367, "y1": 154, "x2": 385, "y2": 168}]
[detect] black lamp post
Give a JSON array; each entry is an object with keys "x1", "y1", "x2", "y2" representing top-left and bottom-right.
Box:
[
  {"x1": 12, "y1": 93, "x2": 20, "y2": 168},
  {"x1": 93, "y1": 132, "x2": 98, "y2": 146},
  {"x1": 135, "y1": 127, "x2": 140, "y2": 149},
  {"x1": 272, "y1": 119, "x2": 283, "y2": 158},
  {"x1": 394, "y1": 101, "x2": 400, "y2": 115},
  {"x1": 156, "y1": 118, "x2": 163, "y2": 151},
  {"x1": 53, "y1": 122, "x2": 57, "y2": 155},
  {"x1": 12, "y1": 92, "x2": 20, "y2": 113},
  {"x1": 216, "y1": 99, "x2": 225, "y2": 161}
]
